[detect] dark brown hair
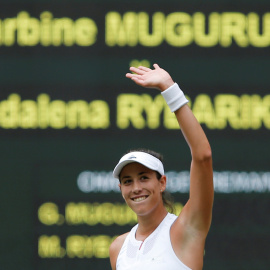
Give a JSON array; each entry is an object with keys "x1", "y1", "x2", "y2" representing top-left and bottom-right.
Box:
[{"x1": 123, "y1": 148, "x2": 175, "y2": 214}]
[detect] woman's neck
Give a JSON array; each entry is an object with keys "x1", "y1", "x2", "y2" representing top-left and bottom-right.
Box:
[{"x1": 136, "y1": 206, "x2": 168, "y2": 241}]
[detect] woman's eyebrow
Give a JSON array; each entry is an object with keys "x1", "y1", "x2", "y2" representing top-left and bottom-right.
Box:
[
  {"x1": 121, "y1": 175, "x2": 131, "y2": 180},
  {"x1": 120, "y1": 171, "x2": 148, "y2": 180}
]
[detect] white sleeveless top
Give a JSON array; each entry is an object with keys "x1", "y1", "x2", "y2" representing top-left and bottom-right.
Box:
[{"x1": 116, "y1": 213, "x2": 191, "y2": 270}]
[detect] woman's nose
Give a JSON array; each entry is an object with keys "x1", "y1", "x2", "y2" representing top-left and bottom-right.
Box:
[{"x1": 132, "y1": 180, "x2": 142, "y2": 193}]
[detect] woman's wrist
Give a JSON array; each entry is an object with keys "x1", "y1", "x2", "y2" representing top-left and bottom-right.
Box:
[
  {"x1": 159, "y1": 78, "x2": 175, "y2": 91},
  {"x1": 161, "y1": 83, "x2": 189, "y2": 112}
]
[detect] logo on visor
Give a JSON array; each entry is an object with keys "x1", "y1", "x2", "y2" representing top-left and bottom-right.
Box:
[{"x1": 128, "y1": 155, "x2": 137, "y2": 159}]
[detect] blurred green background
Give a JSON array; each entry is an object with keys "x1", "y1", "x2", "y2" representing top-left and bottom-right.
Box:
[{"x1": 0, "y1": 0, "x2": 270, "y2": 269}]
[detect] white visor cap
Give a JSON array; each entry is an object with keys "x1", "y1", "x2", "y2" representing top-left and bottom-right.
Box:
[{"x1": 113, "y1": 151, "x2": 164, "y2": 179}]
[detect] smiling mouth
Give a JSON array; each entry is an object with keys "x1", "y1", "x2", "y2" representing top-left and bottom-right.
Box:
[{"x1": 132, "y1": 196, "x2": 148, "y2": 202}]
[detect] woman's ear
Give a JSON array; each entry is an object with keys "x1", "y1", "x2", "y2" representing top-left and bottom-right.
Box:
[
  {"x1": 160, "y1": 175, "x2": 167, "y2": 191},
  {"x1": 118, "y1": 183, "x2": 125, "y2": 200}
]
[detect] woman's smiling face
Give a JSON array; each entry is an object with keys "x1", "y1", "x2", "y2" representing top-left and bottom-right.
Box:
[{"x1": 119, "y1": 162, "x2": 166, "y2": 216}]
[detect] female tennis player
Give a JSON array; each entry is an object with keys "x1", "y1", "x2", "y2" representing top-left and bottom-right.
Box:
[{"x1": 109, "y1": 64, "x2": 214, "y2": 270}]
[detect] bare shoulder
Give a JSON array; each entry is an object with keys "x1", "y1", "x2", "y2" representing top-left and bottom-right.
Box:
[
  {"x1": 110, "y1": 232, "x2": 129, "y2": 253},
  {"x1": 109, "y1": 232, "x2": 129, "y2": 270}
]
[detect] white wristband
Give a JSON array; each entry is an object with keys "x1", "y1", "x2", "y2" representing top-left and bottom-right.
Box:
[{"x1": 161, "y1": 83, "x2": 189, "y2": 112}]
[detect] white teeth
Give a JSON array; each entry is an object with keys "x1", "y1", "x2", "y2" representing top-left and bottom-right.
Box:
[{"x1": 133, "y1": 196, "x2": 147, "y2": 202}]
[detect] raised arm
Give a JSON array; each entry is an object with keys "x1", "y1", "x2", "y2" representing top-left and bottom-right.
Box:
[{"x1": 126, "y1": 63, "x2": 214, "y2": 234}]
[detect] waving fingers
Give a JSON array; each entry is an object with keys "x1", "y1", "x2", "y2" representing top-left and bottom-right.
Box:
[
  {"x1": 126, "y1": 63, "x2": 171, "y2": 90},
  {"x1": 137, "y1": 66, "x2": 152, "y2": 72}
]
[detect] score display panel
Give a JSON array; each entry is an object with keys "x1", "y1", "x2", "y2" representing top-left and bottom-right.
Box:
[{"x1": 0, "y1": 1, "x2": 270, "y2": 269}]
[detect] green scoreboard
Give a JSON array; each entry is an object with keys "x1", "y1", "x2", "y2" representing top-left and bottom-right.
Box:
[{"x1": 1, "y1": 0, "x2": 270, "y2": 269}]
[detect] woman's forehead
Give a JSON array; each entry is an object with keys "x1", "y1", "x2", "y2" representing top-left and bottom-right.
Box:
[{"x1": 120, "y1": 162, "x2": 154, "y2": 177}]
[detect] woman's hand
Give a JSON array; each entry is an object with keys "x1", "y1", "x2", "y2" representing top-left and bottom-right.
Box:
[{"x1": 126, "y1": 64, "x2": 175, "y2": 91}]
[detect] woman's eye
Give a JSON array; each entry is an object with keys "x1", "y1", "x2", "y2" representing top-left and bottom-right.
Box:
[{"x1": 123, "y1": 179, "x2": 132, "y2": 185}]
